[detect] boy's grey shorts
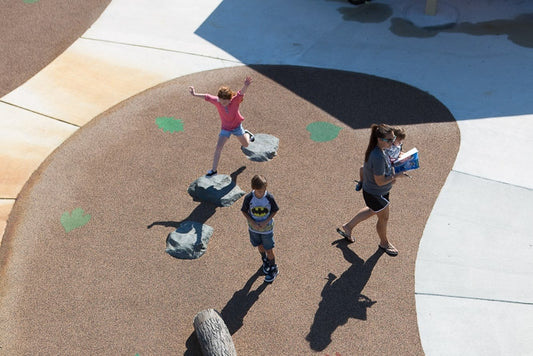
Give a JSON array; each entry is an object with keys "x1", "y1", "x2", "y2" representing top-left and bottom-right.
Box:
[{"x1": 248, "y1": 230, "x2": 275, "y2": 250}]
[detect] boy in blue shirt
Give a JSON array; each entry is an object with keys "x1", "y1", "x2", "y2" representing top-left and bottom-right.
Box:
[{"x1": 241, "y1": 175, "x2": 280, "y2": 283}]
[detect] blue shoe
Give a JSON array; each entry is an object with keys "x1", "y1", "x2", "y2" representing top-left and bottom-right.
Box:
[
  {"x1": 355, "y1": 181, "x2": 362, "y2": 191},
  {"x1": 265, "y1": 265, "x2": 278, "y2": 283},
  {"x1": 206, "y1": 169, "x2": 217, "y2": 176}
]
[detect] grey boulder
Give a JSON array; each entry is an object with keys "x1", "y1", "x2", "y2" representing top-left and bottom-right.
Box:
[
  {"x1": 166, "y1": 221, "x2": 214, "y2": 259},
  {"x1": 188, "y1": 174, "x2": 245, "y2": 207},
  {"x1": 241, "y1": 133, "x2": 279, "y2": 162}
]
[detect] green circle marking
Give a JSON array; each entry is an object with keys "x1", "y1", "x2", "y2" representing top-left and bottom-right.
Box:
[
  {"x1": 156, "y1": 117, "x2": 184, "y2": 133},
  {"x1": 61, "y1": 208, "x2": 91, "y2": 233},
  {"x1": 306, "y1": 121, "x2": 342, "y2": 142}
]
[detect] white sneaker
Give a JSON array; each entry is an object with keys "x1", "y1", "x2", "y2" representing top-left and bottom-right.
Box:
[{"x1": 244, "y1": 130, "x2": 255, "y2": 142}]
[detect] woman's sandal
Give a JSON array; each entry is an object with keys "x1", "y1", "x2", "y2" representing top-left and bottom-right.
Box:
[
  {"x1": 379, "y1": 244, "x2": 398, "y2": 256},
  {"x1": 336, "y1": 228, "x2": 355, "y2": 243}
]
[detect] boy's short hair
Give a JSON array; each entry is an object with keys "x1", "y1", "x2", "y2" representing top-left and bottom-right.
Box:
[
  {"x1": 393, "y1": 126, "x2": 406, "y2": 140},
  {"x1": 217, "y1": 86, "x2": 234, "y2": 100},
  {"x1": 251, "y1": 175, "x2": 268, "y2": 190}
]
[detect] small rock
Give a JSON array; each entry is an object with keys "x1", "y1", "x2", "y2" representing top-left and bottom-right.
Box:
[
  {"x1": 241, "y1": 133, "x2": 279, "y2": 162},
  {"x1": 166, "y1": 221, "x2": 214, "y2": 259},
  {"x1": 188, "y1": 174, "x2": 245, "y2": 207}
]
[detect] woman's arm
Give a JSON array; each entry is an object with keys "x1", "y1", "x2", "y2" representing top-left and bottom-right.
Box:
[
  {"x1": 374, "y1": 174, "x2": 394, "y2": 186},
  {"x1": 374, "y1": 172, "x2": 408, "y2": 186}
]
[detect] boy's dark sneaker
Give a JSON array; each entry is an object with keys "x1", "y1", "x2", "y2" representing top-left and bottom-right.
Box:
[
  {"x1": 265, "y1": 265, "x2": 278, "y2": 283},
  {"x1": 206, "y1": 169, "x2": 217, "y2": 176},
  {"x1": 244, "y1": 129, "x2": 255, "y2": 142},
  {"x1": 262, "y1": 257, "x2": 270, "y2": 274},
  {"x1": 355, "y1": 181, "x2": 362, "y2": 191}
]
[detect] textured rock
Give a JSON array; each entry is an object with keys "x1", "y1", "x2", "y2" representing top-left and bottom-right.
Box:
[
  {"x1": 241, "y1": 133, "x2": 279, "y2": 162},
  {"x1": 188, "y1": 174, "x2": 245, "y2": 207},
  {"x1": 165, "y1": 221, "x2": 214, "y2": 259}
]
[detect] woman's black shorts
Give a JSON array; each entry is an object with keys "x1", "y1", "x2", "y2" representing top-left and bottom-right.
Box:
[{"x1": 363, "y1": 190, "x2": 390, "y2": 212}]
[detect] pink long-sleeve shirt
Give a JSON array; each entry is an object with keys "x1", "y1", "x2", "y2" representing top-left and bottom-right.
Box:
[{"x1": 204, "y1": 91, "x2": 245, "y2": 130}]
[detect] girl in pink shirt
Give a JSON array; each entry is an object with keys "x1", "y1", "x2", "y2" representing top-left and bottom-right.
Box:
[{"x1": 189, "y1": 76, "x2": 255, "y2": 176}]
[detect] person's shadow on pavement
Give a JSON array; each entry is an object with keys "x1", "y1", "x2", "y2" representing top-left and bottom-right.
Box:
[
  {"x1": 220, "y1": 268, "x2": 268, "y2": 334},
  {"x1": 147, "y1": 166, "x2": 247, "y2": 230},
  {"x1": 147, "y1": 200, "x2": 217, "y2": 230},
  {"x1": 306, "y1": 240, "x2": 384, "y2": 351}
]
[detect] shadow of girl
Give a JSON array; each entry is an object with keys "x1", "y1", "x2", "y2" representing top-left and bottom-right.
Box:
[
  {"x1": 306, "y1": 241, "x2": 384, "y2": 351},
  {"x1": 147, "y1": 166, "x2": 247, "y2": 230}
]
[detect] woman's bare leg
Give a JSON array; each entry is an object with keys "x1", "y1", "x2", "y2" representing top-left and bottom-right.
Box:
[
  {"x1": 375, "y1": 205, "x2": 390, "y2": 247},
  {"x1": 342, "y1": 206, "x2": 375, "y2": 238}
]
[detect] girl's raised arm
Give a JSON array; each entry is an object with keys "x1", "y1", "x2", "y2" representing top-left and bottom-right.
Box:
[
  {"x1": 189, "y1": 86, "x2": 206, "y2": 98},
  {"x1": 239, "y1": 76, "x2": 253, "y2": 94}
]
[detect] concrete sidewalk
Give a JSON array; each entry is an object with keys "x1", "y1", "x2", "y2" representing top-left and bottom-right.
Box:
[{"x1": 1, "y1": 0, "x2": 532, "y2": 354}]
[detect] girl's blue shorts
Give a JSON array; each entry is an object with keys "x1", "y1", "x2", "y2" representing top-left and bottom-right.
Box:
[{"x1": 220, "y1": 124, "x2": 245, "y2": 138}]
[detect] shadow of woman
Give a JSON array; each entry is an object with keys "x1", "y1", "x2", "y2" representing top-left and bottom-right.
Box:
[
  {"x1": 306, "y1": 240, "x2": 384, "y2": 351},
  {"x1": 184, "y1": 268, "x2": 268, "y2": 355}
]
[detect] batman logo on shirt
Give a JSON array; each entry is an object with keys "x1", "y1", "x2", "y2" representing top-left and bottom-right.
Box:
[{"x1": 251, "y1": 206, "x2": 269, "y2": 217}]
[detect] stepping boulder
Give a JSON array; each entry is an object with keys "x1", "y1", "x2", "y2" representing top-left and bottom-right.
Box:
[
  {"x1": 241, "y1": 133, "x2": 279, "y2": 162},
  {"x1": 165, "y1": 221, "x2": 213, "y2": 259},
  {"x1": 188, "y1": 174, "x2": 245, "y2": 207}
]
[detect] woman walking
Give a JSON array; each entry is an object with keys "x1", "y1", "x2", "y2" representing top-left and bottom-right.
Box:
[{"x1": 337, "y1": 123, "x2": 408, "y2": 256}]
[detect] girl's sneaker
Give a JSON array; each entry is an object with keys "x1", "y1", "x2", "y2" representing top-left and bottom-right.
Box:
[
  {"x1": 244, "y1": 130, "x2": 255, "y2": 142},
  {"x1": 206, "y1": 169, "x2": 217, "y2": 176}
]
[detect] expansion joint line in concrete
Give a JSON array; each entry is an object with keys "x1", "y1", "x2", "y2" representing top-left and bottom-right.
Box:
[
  {"x1": 416, "y1": 292, "x2": 533, "y2": 306},
  {"x1": 0, "y1": 198, "x2": 16, "y2": 202},
  {"x1": 0, "y1": 100, "x2": 80, "y2": 128},
  {"x1": 451, "y1": 169, "x2": 532, "y2": 191},
  {"x1": 80, "y1": 36, "x2": 243, "y2": 64}
]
